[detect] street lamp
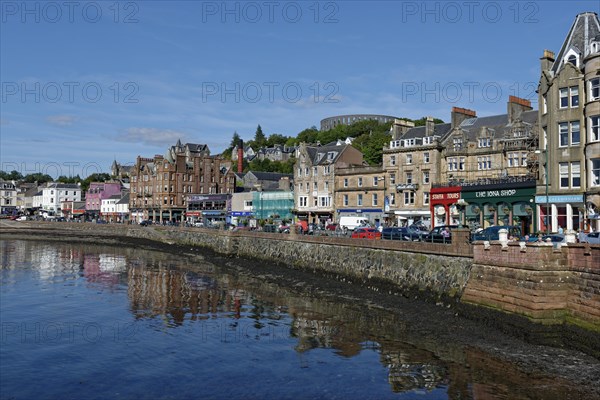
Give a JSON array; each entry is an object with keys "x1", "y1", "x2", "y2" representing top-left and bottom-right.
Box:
[{"x1": 535, "y1": 149, "x2": 549, "y2": 233}]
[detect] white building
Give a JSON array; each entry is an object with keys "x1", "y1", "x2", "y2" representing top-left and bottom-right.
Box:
[
  {"x1": 0, "y1": 181, "x2": 17, "y2": 215},
  {"x1": 35, "y1": 182, "x2": 82, "y2": 214},
  {"x1": 115, "y1": 193, "x2": 130, "y2": 222}
]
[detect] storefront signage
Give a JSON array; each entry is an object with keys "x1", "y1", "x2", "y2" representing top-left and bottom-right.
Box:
[
  {"x1": 188, "y1": 194, "x2": 229, "y2": 202},
  {"x1": 535, "y1": 195, "x2": 584, "y2": 204},
  {"x1": 475, "y1": 189, "x2": 517, "y2": 198},
  {"x1": 431, "y1": 192, "x2": 459, "y2": 201}
]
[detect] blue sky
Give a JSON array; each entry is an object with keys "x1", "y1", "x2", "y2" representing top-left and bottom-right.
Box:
[{"x1": 1, "y1": 1, "x2": 598, "y2": 177}]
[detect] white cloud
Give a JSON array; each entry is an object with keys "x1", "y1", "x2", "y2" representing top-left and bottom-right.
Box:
[
  {"x1": 46, "y1": 115, "x2": 76, "y2": 126},
  {"x1": 116, "y1": 127, "x2": 188, "y2": 146}
]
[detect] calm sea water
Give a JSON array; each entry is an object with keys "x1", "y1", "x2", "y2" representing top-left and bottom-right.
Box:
[{"x1": 0, "y1": 240, "x2": 597, "y2": 400}]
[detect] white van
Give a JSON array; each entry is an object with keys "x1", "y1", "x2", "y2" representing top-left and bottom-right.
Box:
[{"x1": 338, "y1": 216, "x2": 369, "y2": 231}]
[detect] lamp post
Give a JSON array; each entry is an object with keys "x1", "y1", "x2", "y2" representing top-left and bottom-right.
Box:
[{"x1": 456, "y1": 199, "x2": 468, "y2": 227}]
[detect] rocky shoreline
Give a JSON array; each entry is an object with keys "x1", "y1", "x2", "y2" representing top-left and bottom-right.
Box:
[{"x1": 2, "y1": 220, "x2": 600, "y2": 397}]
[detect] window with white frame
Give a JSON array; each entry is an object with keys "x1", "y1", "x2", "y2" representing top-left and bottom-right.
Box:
[
  {"x1": 343, "y1": 178, "x2": 348, "y2": 187},
  {"x1": 423, "y1": 192, "x2": 430, "y2": 205},
  {"x1": 323, "y1": 165, "x2": 331, "y2": 175},
  {"x1": 324, "y1": 181, "x2": 329, "y2": 191},
  {"x1": 591, "y1": 158, "x2": 600, "y2": 187},
  {"x1": 305, "y1": 167, "x2": 309, "y2": 176},
  {"x1": 478, "y1": 138, "x2": 491, "y2": 148},
  {"x1": 453, "y1": 137, "x2": 463, "y2": 150},
  {"x1": 559, "y1": 121, "x2": 580, "y2": 146},
  {"x1": 477, "y1": 156, "x2": 491, "y2": 170},
  {"x1": 343, "y1": 194, "x2": 349, "y2": 206},
  {"x1": 318, "y1": 196, "x2": 331, "y2": 207},
  {"x1": 423, "y1": 152, "x2": 430, "y2": 163},
  {"x1": 559, "y1": 87, "x2": 568, "y2": 108},
  {"x1": 299, "y1": 196, "x2": 308, "y2": 207},
  {"x1": 404, "y1": 191, "x2": 414, "y2": 205},
  {"x1": 406, "y1": 172, "x2": 413, "y2": 184},
  {"x1": 390, "y1": 155, "x2": 396, "y2": 166},
  {"x1": 313, "y1": 167, "x2": 318, "y2": 176},
  {"x1": 590, "y1": 116, "x2": 600, "y2": 142},
  {"x1": 358, "y1": 177, "x2": 363, "y2": 187},
  {"x1": 373, "y1": 177, "x2": 378, "y2": 186},
  {"x1": 571, "y1": 121, "x2": 580, "y2": 144},
  {"x1": 570, "y1": 86, "x2": 579, "y2": 107},
  {"x1": 313, "y1": 182, "x2": 318, "y2": 190},
  {"x1": 543, "y1": 94, "x2": 547, "y2": 114},
  {"x1": 372, "y1": 193, "x2": 378, "y2": 206},
  {"x1": 571, "y1": 162, "x2": 581, "y2": 188},
  {"x1": 423, "y1": 171, "x2": 430, "y2": 184},
  {"x1": 448, "y1": 157, "x2": 457, "y2": 171},
  {"x1": 520, "y1": 152, "x2": 527, "y2": 166},
  {"x1": 357, "y1": 194, "x2": 363, "y2": 206},
  {"x1": 559, "y1": 163, "x2": 569, "y2": 188},
  {"x1": 559, "y1": 122, "x2": 569, "y2": 146},
  {"x1": 459, "y1": 157, "x2": 465, "y2": 170},
  {"x1": 508, "y1": 152, "x2": 518, "y2": 167},
  {"x1": 390, "y1": 193, "x2": 395, "y2": 205},
  {"x1": 591, "y1": 78, "x2": 600, "y2": 101},
  {"x1": 390, "y1": 174, "x2": 395, "y2": 185},
  {"x1": 406, "y1": 154, "x2": 413, "y2": 164}
]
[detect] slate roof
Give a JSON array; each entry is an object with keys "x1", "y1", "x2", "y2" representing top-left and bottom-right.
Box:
[
  {"x1": 455, "y1": 109, "x2": 537, "y2": 141},
  {"x1": 248, "y1": 171, "x2": 293, "y2": 181},
  {"x1": 552, "y1": 12, "x2": 600, "y2": 73},
  {"x1": 303, "y1": 143, "x2": 349, "y2": 166},
  {"x1": 401, "y1": 123, "x2": 452, "y2": 141},
  {"x1": 117, "y1": 193, "x2": 130, "y2": 204}
]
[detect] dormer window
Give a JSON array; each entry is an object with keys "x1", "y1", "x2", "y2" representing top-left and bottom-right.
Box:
[
  {"x1": 478, "y1": 138, "x2": 491, "y2": 148},
  {"x1": 564, "y1": 49, "x2": 579, "y2": 68},
  {"x1": 453, "y1": 137, "x2": 463, "y2": 151}
]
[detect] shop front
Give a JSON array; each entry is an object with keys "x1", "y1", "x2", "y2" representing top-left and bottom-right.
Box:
[
  {"x1": 461, "y1": 185, "x2": 536, "y2": 234},
  {"x1": 535, "y1": 194, "x2": 585, "y2": 233},
  {"x1": 430, "y1": 186, "x2": 461, "y2": 227}
]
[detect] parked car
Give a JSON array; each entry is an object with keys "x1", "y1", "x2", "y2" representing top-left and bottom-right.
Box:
[
  {"x1": 381, "y1": 227, "x2": 420, "y2": 241},
  {"x1": 140, "y1": 220, "x2": 152, "y2": 226},
  {"x1": 526, "y1": 234, "x2": 566, "y2": 246},
  {"x1": 581, "y1": 231, "x2": 600, "y2": 244},
  {"x1": 262, "y1": 224, "x2": 278, "y2": 233},
  {"x1": 16, "y1": 216, "x2": 27, "y2": 221},
  {"x1": 471, "y1": 225, "x2": 522, "y2": 241},
  {"x1": 351, "y1": 227, "x2": 382, "y2": 239},
  {"x1": 422, "y1": 225, "x2": 463, "y2": 243}
]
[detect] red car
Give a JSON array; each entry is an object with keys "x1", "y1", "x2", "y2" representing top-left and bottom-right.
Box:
[{"x1": 351, "y1": 227, "x2": 382, "y2": 239}]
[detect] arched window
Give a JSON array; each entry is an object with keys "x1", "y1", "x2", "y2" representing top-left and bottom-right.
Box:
[{"x1": 567, "y1": 54, "x2": 577, "y2": 66}]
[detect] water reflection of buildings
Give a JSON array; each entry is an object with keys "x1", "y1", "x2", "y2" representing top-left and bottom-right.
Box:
[
  {"x1": 83, "y1": 253, "x2": 127, "y2": 286},
  {"x1": 127, "y1": 265, "x2": 254, "y2": 325}
]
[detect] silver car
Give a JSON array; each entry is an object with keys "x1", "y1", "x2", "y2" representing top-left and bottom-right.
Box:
[{"x1": 581, "y1": 231, "x2": 600, "y2": 244}]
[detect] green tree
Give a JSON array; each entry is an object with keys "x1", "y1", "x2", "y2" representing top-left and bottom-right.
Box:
[
  {"x1": 230, "y1": 131, "x2": 241, "y2": 148},
  {"x1": 254, "y1": 125, "x2": 266, "y2": 147},
  {"x1": 265, "y1": 133, "x2": 288, "y2": 147},
  {"x1": 0, "y1": 170, "x2": 24, "y2": 181},
  {"x1": 413, "y1": 117, "x2": 445, "y2": 126},
  {"x1": 23, "y1": 173, "x2": 53, "y2": 184}
]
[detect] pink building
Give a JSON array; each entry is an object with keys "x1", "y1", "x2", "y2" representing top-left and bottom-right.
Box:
[{"x1": 85, "y1": 182, "x2": 123, "y2": 218}]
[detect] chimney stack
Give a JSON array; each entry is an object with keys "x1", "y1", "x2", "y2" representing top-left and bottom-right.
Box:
[
  {"x1": 507, "y1": 96, "x2": 533, "y2": 123},
  {"x1": 540, "y1": 49, "x2": 555, "y2": 72},
  {"x1": 425, "y1": 116, "x2": 435, "y2": 136},
  {"x1": 390, "y1": 119, "x2": 415, "y2": 139},
  {"x1": 451, "y1": 107, "x2": 477, "y2": 129},
  {"x1": 237, "y1": 140, "x2": 244, "y2": 174}
]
